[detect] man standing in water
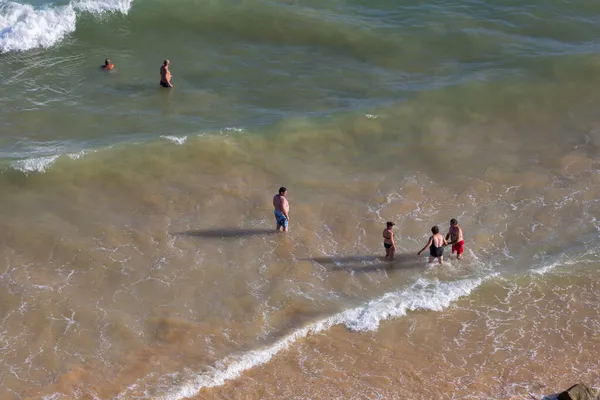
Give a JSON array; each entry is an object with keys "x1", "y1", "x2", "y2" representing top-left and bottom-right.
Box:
[
  {"x1": 445, "y1": 218, "x2": 465, "y2": 260},
  {"x1": 382, "y1": 221, "x2": 396, "y2": 261},
  {"x1": 417, "y1": 226, "x2": 448, "y2": 264},
  {"x1": 273, "y1": 187, "x2": 290, "y2": 232},
  {"x1": 160, "y1": 59, "x2": 173, "y2": 88}
]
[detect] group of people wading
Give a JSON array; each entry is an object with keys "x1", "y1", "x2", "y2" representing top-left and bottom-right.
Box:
[
  {"x1": 384, "y1": 219, "x2": 465, "y2": 264},
  {"x1": 273, "y1": 186, "x2": 464, "y2": 265}
]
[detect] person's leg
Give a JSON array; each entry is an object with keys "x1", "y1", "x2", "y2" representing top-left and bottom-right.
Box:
[
  {"x1": 281, "y1": 217, "x2": 288, "y2": 232},
  {"x1": 438, "y1": 256, "x2": 444, "y2": 264},
  {"x1": 390, "y1": 246, "x2": 395, "y2": 261},
  {"x1": 428, "y1": 256, "x2": 434, "y2": 264},
  {"x1": 384, "y1": 247, "x2": 390, "y2": 260}
]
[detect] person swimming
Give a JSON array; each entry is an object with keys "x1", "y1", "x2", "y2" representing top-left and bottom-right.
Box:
[
  {"x1": 417, "y1": 225, "x2": 448, "y2": 265},
  {"x1": 101, "y1": 58, "x2": 115, "y2": 71}
]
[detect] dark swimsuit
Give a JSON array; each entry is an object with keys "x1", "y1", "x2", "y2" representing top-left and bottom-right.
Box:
[
  {"x1": 383, "y1": 232, "x2": 393, "y2": 249},
  {"x1": 429, "y1": 236, "x2": 444, "y2": 257},
  {"x1": 160, "y1": 81, "x2": 171, "y2": 88}
]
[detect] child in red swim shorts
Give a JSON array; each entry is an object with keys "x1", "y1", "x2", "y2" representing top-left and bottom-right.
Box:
[{"x1": 445, "y1": 218, "x2": 465, "y2": 260}]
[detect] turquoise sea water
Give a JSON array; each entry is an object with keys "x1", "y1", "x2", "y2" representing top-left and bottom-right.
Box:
[{"x1": 1, "y1": 0, "x2": 600, "y2": 398}]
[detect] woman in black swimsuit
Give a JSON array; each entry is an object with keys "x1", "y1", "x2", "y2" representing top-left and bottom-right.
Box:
[
  {"x1": 382, "y1": 221, "x2": 396, "y2": 261},
  {"x1": 417, "y1": 225, "x2": 448, "y2": 265}
]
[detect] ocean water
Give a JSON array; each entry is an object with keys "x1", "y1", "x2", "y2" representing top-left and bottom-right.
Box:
[{"x1": 1, "y1": 0, "x2": 600, "y2": 399}]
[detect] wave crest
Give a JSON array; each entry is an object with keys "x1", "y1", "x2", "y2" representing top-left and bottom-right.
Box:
[
  {"x1": 0, "y1": 0, "x2": 133, "y2": 53},
  {"x1": 116, "y1": 276, "x2": 489, "y2": 400}
]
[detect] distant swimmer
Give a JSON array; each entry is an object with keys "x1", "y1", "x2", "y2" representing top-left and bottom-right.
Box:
[
  {"x1": 382, "y1": 221, "x2": 396, "y2": 261},
  {"x1": 445, "y1": 218, "x2": 465, "y2": 260},
  {"x1": 417, "y1": 225, "x2": 448, "y2": 265},
  {"x1": 102, "y1": 58, "x2": 115, "y2": 71},
  {"x1": 160, "y1": 59, "x2": 173, "y2": 88},
  {"x1": 273, "y1": 186, "x2": 290, "y2": 232}
]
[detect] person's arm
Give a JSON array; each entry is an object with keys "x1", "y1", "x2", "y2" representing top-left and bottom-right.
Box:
[
  {"x1": 417, "y1": 237, "x2": 432, "y2": 255},
  {"x1": 443, "y1": 236, "x2": 448, "y2": 247},
  {"x1": 391, "y1": 233, "x2": 395, "y2": 249},
  {"x1": 282, "y1": 198, "x2": 289, "y2": 221},
  {"x1": 446, "y1": 229, "x2": 457, "y2": 245}
]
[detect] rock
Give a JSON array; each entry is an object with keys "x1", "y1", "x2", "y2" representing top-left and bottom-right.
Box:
[{"x1": 557, "y1": 383, "x2": 598, "y2": 400}]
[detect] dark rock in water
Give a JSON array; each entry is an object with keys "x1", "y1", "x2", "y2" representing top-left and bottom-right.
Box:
[{"x1": 557, "y1": 384, "x2": 599, "y2": 400}]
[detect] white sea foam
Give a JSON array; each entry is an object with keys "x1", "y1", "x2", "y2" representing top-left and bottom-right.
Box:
[
  {"x1": 10, "y1": 149, "x2": 91, "y2": 173},
  {"x1": 0, "y1": 0, "x2": 132, "y2": 53},
  {"x1": 67, "y1": 150, "x2": 89, "y2": 160},
  {"x1": 73, "y1": 0, "x2": 133, "y2": 14},
  {"x1": 0, "y1": 2, "x2": 76, "y2": 53},
  {"x1": 11, "y1": 155, "x2": 60, "y2": 173},
  {"x1": 160, "y1": 135, "x2": 188, "y2": 145},
  {"x1": 221, "y1": 127, "x2": 245, "y2": 133},
  {"x1": 130, "y1": 276, "x2": 488, "y2": 400},
  {"x1": 531, "y1": 248, "x2": 599, "y2": 276}
]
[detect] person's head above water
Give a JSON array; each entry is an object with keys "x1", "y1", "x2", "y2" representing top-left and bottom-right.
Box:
[
  {"x1": 279, "y1": 187, "x2": 287, "y2": 196},
  {"x1": 450, "y1": 218, "x2": 458, "y2": 226},
  {"x1": 102, "y1": 58, "x2": 114, "y2": 70},
  {"x1": 163, "y1": 59, "x2": 170, "y2": 66},
  {"x1": 431, "y1": 226, "x2": 439, "y2": 234},
  {"x1": 386, "y1": 221, "x2": 395, "y2": 228}
]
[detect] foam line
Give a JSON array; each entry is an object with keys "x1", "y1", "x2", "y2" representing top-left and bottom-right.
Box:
[{"x1": 146, "y1": 276, "x2": 488, "y2": 399}]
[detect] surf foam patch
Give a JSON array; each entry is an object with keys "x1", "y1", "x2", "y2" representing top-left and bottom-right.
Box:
[
  {"x1": 0, "y1": 0, "x2": 133, "y2": 53},
  {"x1": 160, "y1": 135, "x2": 188, "y2": 145},
  {"x1": 11, "y1": 154, "x2": 60, "y2": 173},
  {"x1": 73, "y1": 0, "x2": 132, "y2": 14},
  {"x1": 118, "y1": 276, "x2": 489, "y2": 400},
  {"x1": 0, "y1": 1, "x2": 76, "y2": 53}
]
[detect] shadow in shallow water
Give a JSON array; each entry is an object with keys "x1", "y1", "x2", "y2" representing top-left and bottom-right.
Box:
[
  {"x1": 171, "y1": 228, "x2": 277, "y2": 239},
  {"x1": 299, "y1": 253, "x2": 422, "y2": 272}
]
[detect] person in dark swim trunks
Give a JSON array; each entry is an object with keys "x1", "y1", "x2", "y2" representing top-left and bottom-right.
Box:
[
  {"x1": 417, "y1": 225, "x2": 448, "y2": 265},
  {"x1": 382, "y1": 221, "x2": 396, "y2": 261},
  {"x1": 160, "y1": 59, "x2": 173, "y2": 88}
]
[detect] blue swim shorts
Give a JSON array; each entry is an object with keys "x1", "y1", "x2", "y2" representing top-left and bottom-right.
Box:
[{"x1": 274, "y1": 210, "x2": 288, "y2": 228}]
